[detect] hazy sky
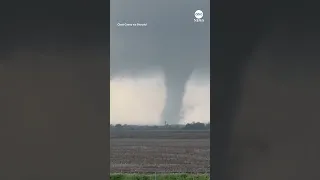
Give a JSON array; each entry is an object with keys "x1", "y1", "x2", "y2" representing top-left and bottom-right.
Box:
[
  {"x1": 110, "y1": 73, "x2": 210, "y2": 125},
  {"x1": 110, "y1": 0, "x2": 210, "y2": 125}
]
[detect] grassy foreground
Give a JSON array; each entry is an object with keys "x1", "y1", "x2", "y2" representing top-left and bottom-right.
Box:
[{"x1": 110, "y1": 173, "x2": 210, "y2": 180}]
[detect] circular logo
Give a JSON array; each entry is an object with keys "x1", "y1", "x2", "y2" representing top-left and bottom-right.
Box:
[{"x1": 194, "y1": 10, "x2": 203, "y2": 19}]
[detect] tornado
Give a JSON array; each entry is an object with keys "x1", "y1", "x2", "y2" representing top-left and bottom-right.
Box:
[
  {"x1": 161, "y1": 66, "x2": 193, "y2": 125},
  {"x1": 111, "y1": 0, "x2": 209, "y2": 125},
  {"x1": 211, "y1": 1, "x2": 320, "y2": 179},
  {"x1": 0, "y1": 2, "x2": 110, "y2": 179}
]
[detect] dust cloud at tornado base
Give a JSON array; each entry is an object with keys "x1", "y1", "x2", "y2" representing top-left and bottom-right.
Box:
[{"x1": 110, "y1": 72, "x2": 210, "y2": 125}]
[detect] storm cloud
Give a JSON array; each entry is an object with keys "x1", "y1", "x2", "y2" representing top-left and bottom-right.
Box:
[{"x1": 110, "y1": 0, "x2": 210, "y2": 124}]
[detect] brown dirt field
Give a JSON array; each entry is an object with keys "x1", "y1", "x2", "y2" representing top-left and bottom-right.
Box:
[{"x1": 110, "y1": 130, "x2": 210, "y2": 173}]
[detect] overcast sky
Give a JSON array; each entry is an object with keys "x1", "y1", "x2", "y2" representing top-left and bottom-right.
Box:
[{"x1": 110, "y1": 0, "x2": 210, "y2": 125}]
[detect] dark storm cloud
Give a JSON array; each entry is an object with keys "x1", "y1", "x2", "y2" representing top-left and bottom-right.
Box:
[
  {"x1": 0, "y1": 1, "x2": 109, "y2": 179},
  {"x1": 1, "y1": 1, "x2": 108, "y2": 62},
  {"x1": 210, "y1": 1, "x2": 320, "y2": 179},
  {"x1": 110, "y1": 0, "x2": 210, "y2": 125},
  {"x1": 110, "y1": 0, "x2": 210, "y2": 76}
]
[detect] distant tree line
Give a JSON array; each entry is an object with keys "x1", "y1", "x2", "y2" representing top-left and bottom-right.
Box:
[{"x1": 110, "y1": 122, "x2": 210, "y2": 130}]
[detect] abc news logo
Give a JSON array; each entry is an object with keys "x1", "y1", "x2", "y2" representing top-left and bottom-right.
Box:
[{"x1": 194, "y1": 10, "x2": 204, "y2": 22}]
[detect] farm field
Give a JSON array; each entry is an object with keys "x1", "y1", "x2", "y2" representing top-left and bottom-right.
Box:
[
  {"x1": 110, "y1": 173, "x2": 210, "y2": 180},
  {"x1": 110, "y1": 130, "x2": 210, "y2": 173}
]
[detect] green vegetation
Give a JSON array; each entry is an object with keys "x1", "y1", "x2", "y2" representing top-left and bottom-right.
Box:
[{"x1": 110, "y1": 173, "x2": 210, "y2": 180}]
